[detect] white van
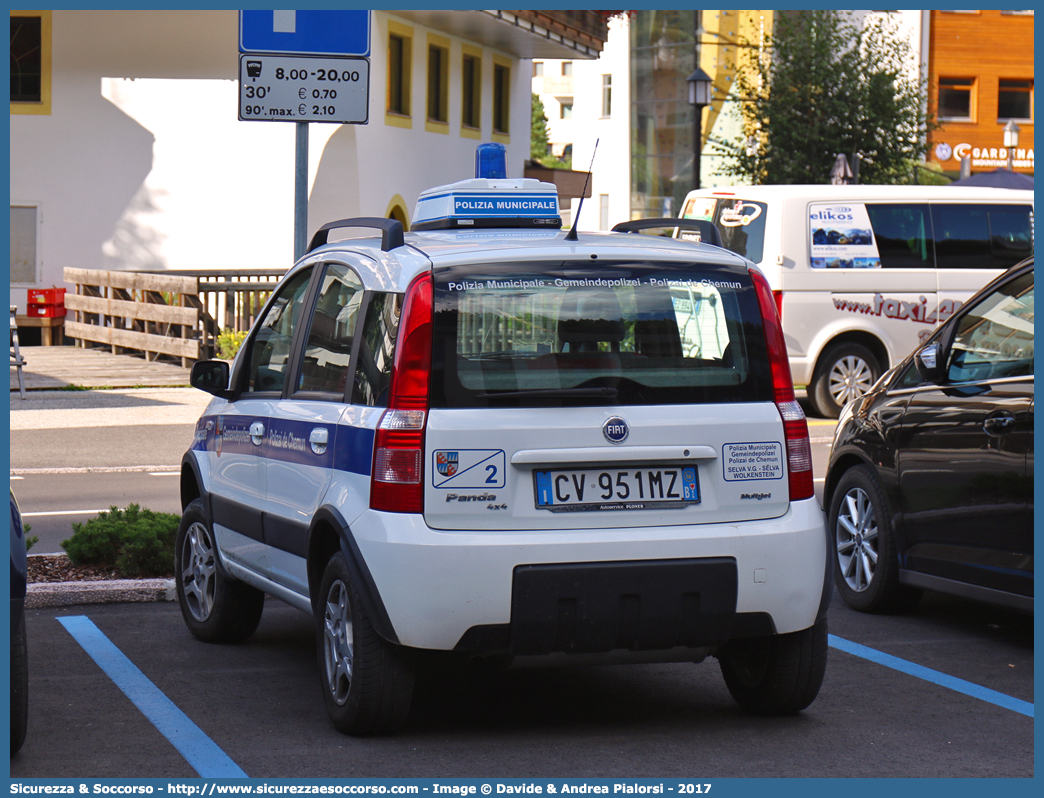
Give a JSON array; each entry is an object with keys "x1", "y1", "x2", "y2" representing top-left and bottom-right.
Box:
[{"x1": 678, "y1": 185, "x2": 1034, "y2": 417}]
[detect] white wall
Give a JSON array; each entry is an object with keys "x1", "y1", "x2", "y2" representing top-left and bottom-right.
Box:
[
  {"x1": 9, "y1": 10, "x2": 533, "y2": 312},
  {"x1": 535, "y1": 16, "x2": 630, "y2": 231}
]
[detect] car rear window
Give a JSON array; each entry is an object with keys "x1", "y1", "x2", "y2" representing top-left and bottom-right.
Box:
[{"x1": 429, "y1": 260, "x2": 772, "y2": 408}]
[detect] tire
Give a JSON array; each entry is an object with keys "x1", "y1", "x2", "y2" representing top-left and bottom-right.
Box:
[
  {"x1": 809, "y1": 342, "x2": 881, "y2": 418},
  {"x1": 10, "y1": 607, "x2": 28, "y2": 755},
  {"x1": 828, "y1": 465, "x2": 921, "y2": 613},
  {"x1": 175, "y1": 498, "x2": 265, "y2": 643},
  {"x1": 719, "y1": 617, "x2": 828, "y2": 716},
  {"x1": 317, "y1": 551, "x2": 414, "y2": 735}
]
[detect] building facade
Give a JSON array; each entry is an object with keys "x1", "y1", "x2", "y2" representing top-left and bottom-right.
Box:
[
  {"x1": 534, "y1": 10, "x2": 945, "y2": 225},
  {"x1": 9, "y1": 9, "x2": 607, "y2": 313},
  {"x1": 531, "y1": 14, "x2": 629, "y2": 231},
  {"x1": 925, "y1": 9, "x2": 1034, "y2": 177}
]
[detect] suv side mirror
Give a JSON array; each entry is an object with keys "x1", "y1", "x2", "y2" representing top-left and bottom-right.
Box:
[
  {"x1": 190, "y1": 360, "x2": 232, "y2": 399},
  {"x1": 914, "y1": 341, "x2": 944, "y2": 384}
]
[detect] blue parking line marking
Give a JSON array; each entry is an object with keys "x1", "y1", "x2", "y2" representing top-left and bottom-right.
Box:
[
  {"x1": 58, "y1": 615, "x2": 249, "y2": 778},
  {"x1": 829, "y1": 634, "x2": 1033, "y2": 718}
]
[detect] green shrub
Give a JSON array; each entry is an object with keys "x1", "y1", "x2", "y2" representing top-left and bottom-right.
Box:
[
  {"x1": 23, "y1": 523, "x2": 37, "y2": 553},
  {"x1": 217, "y1": 328, "x2": 249, "y2": 361},
  {"x1": 62, "y1": 504, "x2": 180, "y2": 578}
]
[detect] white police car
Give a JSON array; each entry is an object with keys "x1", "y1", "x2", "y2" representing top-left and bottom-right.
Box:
[{"x1": 177, "y1": 144, "x2": 830, "y2": 734}]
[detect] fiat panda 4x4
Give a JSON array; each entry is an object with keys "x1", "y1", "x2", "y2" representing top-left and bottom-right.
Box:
[{"x1": 178, "y1": 146, "x2": 830, "y2": 735}]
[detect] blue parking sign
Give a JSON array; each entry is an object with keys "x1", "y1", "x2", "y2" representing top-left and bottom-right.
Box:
[{"x1": 240, "y1": 10, "x2": 371, "y2": 57}]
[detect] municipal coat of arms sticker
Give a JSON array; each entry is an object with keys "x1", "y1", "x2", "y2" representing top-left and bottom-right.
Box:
[
  {"x1": 432, "y1": 449, "x2": 506, "y2": 488},
  {"x1": 436, "y1": 451, "x2": 459, "y2": 477}
]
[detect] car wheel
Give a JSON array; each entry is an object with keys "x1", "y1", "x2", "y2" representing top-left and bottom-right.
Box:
[
  {"x1": 175, "y1": 498, "x2": 265, "y2": 643},
  {"x1": 317, "y1": 551, "x2": 413, "y2": 735},
  {"x1": 810, "y1": 343, "x2": 881, "y2": 418},
  {"x1": 718, "y1": 617, "x2": 828, "y2": 715},
  {"x1": 10, "y1": 606, "x2": 28, "y2": 755},
  {"x1": 828, "y1": 465, "x2": 920, "y2": 613}
]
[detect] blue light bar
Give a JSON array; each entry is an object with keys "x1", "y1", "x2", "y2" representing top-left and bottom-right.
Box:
[{"x1": 475, "y1": 142, "x2": 507, "y2": 179}]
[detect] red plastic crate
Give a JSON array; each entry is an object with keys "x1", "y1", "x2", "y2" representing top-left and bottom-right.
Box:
[
  {"x1": 27, "y1": 287, "x2": 66, "y2": 305},
  {"x1": 25, "y1": 303, "x2": 66, "y2": 318}
]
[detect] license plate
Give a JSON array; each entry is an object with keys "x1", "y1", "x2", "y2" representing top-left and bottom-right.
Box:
[{"x1": 534, "y1": 466, "x2": 699, "y2": 512}]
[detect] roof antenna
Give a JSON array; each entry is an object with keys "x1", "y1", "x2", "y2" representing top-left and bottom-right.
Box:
[{"x1": 564, "y1": 138, "x2": 599, "y2": 242}]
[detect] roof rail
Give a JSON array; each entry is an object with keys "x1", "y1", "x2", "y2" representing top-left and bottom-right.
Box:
[
  {"x1": 307, "y1": 217, "x2": 406, "y2": 254},
  {"x1": 612, "y1": 218, "x2": 723, "y2": 248}
]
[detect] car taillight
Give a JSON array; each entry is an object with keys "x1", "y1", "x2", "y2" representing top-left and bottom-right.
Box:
[
  {"x1": 750, "y1": 268, "x2": 814, "y2": 501},
  {"x1": 773, "y1": 289, "x2": 783, "y2": 323},
  {"x1": 370, "y1": 273, "x2": 433, "y2": 514}
]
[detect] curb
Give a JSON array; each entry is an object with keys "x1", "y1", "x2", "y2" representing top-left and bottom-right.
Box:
[{"x1": 26, "y1": 579, "x2": 177, "y2": 608}]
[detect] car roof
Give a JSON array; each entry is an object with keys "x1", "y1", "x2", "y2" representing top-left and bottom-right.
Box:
[{"x1": 304, "y1": 228, "x2": 753, "y2": 293}]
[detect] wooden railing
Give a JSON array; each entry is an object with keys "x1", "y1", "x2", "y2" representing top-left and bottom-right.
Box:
[{"x1": 63, "y1": 268, "x2": 282, "y2": 364}]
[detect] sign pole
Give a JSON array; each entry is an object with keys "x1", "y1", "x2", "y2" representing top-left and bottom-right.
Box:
[{"x1": 294, "y1": 121, "x2": 309, "y2": 260}]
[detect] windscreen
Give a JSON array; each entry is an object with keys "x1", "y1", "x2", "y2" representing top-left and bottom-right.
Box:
[{"x1": 430, "y1": 260, "x2": 772, "y2": 408}]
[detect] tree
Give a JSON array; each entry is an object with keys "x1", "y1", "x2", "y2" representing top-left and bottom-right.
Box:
[
  {"x1": 716, "y1": 11, "x2": 936, "y2": 185},
  {"x1": 531, "y1": 93, "x2": 552, "y2": 164}
]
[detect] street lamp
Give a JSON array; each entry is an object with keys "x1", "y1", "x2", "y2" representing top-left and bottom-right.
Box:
[
  {"x1": 1004, "y1": 119, "x2": 1020, "y2": 172},
  {"x1": 687, "y1": 67, "x2": 712, "y2": 190}
]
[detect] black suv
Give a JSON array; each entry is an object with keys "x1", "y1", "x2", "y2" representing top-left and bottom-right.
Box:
[{"x1": 824, "y1": 258, "x2": 1033, "y2": 613}]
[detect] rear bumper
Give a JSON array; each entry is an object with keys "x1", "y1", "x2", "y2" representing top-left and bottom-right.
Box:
[{"x1": 352, "y1": 498, "x2": 828, "y2": 651}]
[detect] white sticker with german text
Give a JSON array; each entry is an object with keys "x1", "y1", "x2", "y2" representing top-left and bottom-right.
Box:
[{"x1": 723, "y1": 442, "x2": 784, "y2": 481}]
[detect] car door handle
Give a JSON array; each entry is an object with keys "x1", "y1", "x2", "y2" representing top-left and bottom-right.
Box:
[
  {"x1": 249, "y1": 421, "x2": 265, "y2": 446},
  {"x1": 310, "y1": 427, "x2": 329, "y2": 455},
  {"x1": 983, "y1": 413, "x2": 1016, "y2": 436}
]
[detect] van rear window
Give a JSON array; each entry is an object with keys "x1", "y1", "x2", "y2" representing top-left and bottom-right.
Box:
[
  {"x1": 682, "y1": 197, "x2": 768, "y2": 264},
  {"x1": 429, "y1": 261, "x2": 772, "y2": 408}
]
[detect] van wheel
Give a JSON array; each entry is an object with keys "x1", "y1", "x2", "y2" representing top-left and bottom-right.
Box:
[
  {"x1": 810, "y1": 343, "x2": 880, "y2": 418},
  {"x1": 175, "y1": 499, "x2": 265, "y2": 643},
  {"x1": 719, "y1": 618, "x2": 828, "y2": 715},
  {"x1": 317, "y1": 552, "x2": 414, "y2": 735}
]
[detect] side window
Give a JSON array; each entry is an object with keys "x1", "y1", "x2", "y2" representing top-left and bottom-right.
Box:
[
  {"x1": 351, "y1": 291, "x2": 402, "y2": 407},
  {"x1": 986, "y1": 205, "x2": 1033, "y2": 269},
  {"x1": 931, "y1": 204, "x2": 992, "y2": 270},
  {"x1": 246, "y1": 268, "x2": 313, "y2": 394},
  {"x1": 864, "y1": 204, "x2": 934, "y2": 269},
  {"x1": 296, "y1": 264, "x2": 364, "y2": 395},
  {"x1": 947, "y1": 272, "x2": 1033, "y2": 382}
]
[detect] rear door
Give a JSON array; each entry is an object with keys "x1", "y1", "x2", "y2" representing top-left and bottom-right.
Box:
[{"x1": 424, "y1": 257, "x2": 789, "y2": 532}]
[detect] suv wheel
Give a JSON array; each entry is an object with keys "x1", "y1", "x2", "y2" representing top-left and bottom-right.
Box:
[
  {"x1": 828, "y1": 466, "x2": 920, "y2": 613},
  {"x1": 810, "y1": 343, "x2": 880, "y2": 418},
  {"x1": 718, "y1": 617, "x2": 828, "y2": 715},
  {"x1": 317, "y1": 552, "x2": 414, "y2": 735},
  {"x1": 175, "y1": 499, "x2": 265, "y2": 643}
]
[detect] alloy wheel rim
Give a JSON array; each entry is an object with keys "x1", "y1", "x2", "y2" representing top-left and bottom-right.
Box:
[
  {"x1": 181, "y1": 521, "x2": 217, "y2": 622},
  {"x1": 836, "y1": 486, "x2": 879, "y2": 592},
  {"x1": 323, "y1": 579, "x2": 354, "y2": 706},
  {"x1": 828, "y1": 355, "x2": 873, "y2": 407}
]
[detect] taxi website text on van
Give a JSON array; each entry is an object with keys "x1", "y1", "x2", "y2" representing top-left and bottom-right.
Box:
[{"x1": 680, "y1": 185, "x2": 1033, "y2": 417}]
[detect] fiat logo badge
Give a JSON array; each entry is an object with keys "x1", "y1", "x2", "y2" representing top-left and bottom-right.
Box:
[{"x1": 603, "y1": 416, "x2": 629, "y2": 444}]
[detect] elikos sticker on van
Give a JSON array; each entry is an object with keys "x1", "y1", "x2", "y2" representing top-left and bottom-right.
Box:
[
  {"x1": 432, "y1": 449, "x2": 506, "y2": 489},
  {"x1": 809, "y1": 203, "x2": 881, "y2": 269}
]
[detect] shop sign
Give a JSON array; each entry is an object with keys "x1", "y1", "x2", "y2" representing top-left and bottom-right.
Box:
[{"x1": 933, "y1": 141, "x2": 1034, "y2": 170}]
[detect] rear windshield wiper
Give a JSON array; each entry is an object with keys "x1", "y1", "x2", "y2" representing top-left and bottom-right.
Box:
[{"x1": 475, "y1": 387, "x2": 619, "y2": 399}]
